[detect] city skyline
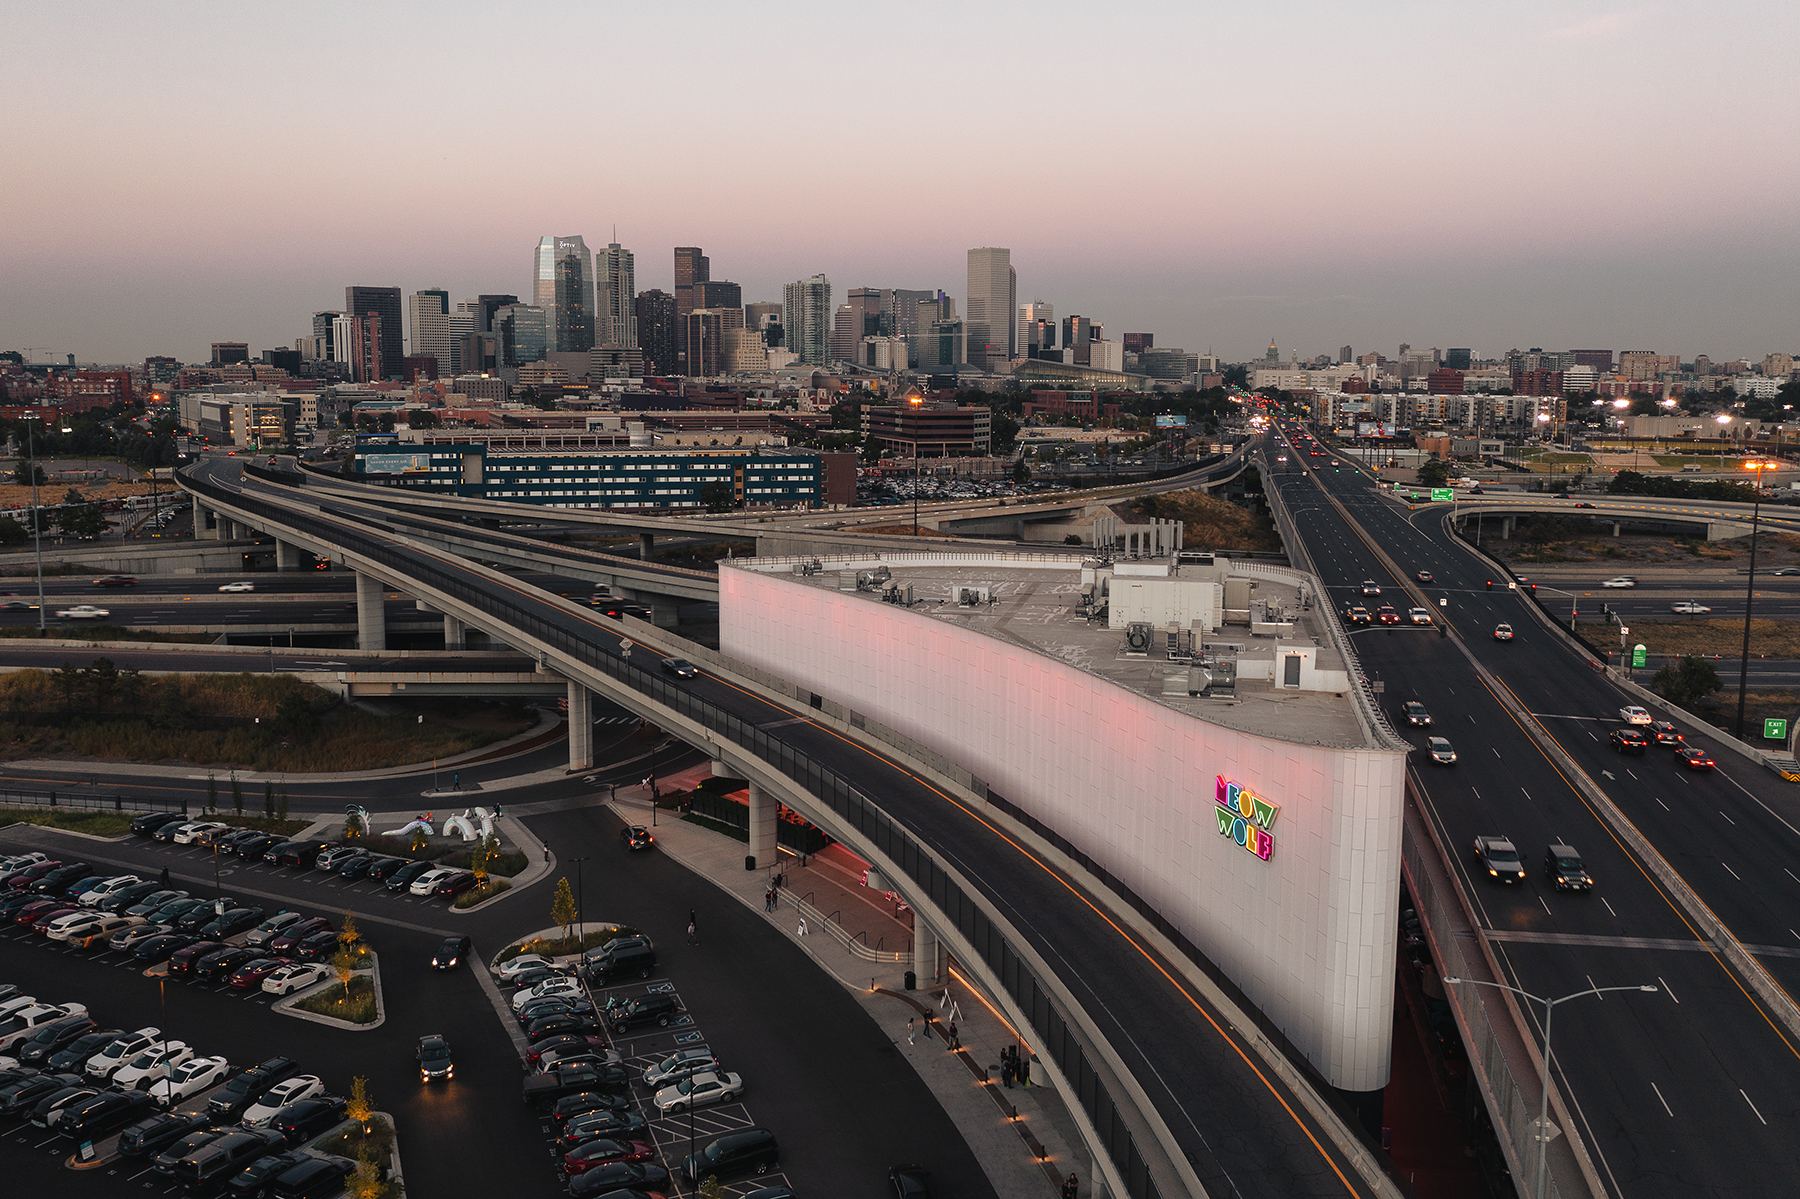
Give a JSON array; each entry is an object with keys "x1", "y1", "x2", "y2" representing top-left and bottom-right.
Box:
[{"x1": 3, "y1": 2, "x2": 1796, "y2": 365}]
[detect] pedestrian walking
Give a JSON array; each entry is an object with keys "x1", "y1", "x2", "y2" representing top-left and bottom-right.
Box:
[
  {"x1": 949, "y1": 1021, "x2": 959, "y2": 1050},
  {"x1": 159, "y1": 866, "x2": 170, "y2": 889},
  {"x1": 1063, "y1": 1173, "x2": 1079, "y2": 1199},
  {"x1": 687, "y1": 920, "x2": 697, "y2": 945},
  {"x1": 764, "y1": 888, "x2": 775, "y2": 913},
  {"x1": 1002, "y1": 1056, "x2": 1013, "y2": 1088},
  {"x1": 689, "y1": 908, "x2": 698, "y2": 936},
  {"x1": 907, "y1": 1017, "x2": 915, "y2": 1045}
]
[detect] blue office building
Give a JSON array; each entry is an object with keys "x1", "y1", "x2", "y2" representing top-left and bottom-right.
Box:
[{"x1": 352, "y1": 444, "x2": 823, "y2": 510}]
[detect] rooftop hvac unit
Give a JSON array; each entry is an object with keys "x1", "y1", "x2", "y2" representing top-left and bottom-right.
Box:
[
  {"x1": 1124, "y1": 622, "x2": 1153, "y2": 653},
  {"x1": 952, "y1": 585, "x2": 990, "y2": 606}
]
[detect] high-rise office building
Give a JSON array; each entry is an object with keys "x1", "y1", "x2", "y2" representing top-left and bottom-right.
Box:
[
  {"x1": 533, "y1": 237, "x2": 595, "y2": 354},
  {"x1": 685, "y1": 307, "x2": 746, "y2": 377},
  {"x1": 744, "y1": 301, "x2": 784, "y2": 344},
  {"x1": 635, "y1": 290, "x2": 677, "y2": 375},
  {"x1": 1340, "y1": 344, "x2": 1355, "y2": 364},
  {"x1": 333, "y1": 312, "x2": 384, "y2": 382},
  {"x1": 829, "y1": 288, "x2": 888, "y2": 363},
  {"x1": 965, "y1": 248, "x2": 1015, "y2": 370},
  {"x1": 782, "y1": 274, "x2": 833, "y2": 367},
  {"x1": 345, "y1": 286, "x2": 403, "y2": 380},
  {"x1": 493, "y1": 304, "x2": 549, "y2": 368},
  {"x1": 1061, "y1": 316, "x2": 1099, "y2": 365},
  {"x1": 1018, "y1": 300, "x2": 1054, "y2": 358},
  {"x1": 210, "y1": 342, "x2": 249, "y2": 367},
  {"x1": 597, "y1": 242, "x2": 637, "y2": 348},
  {"x1": 310, "y1": 312, "x2": 339, "y2": 362},
  {"x1": 886, "y1": 290, "x2": 934, "y2": 367},
  {"x1": 1122, "y1": 333, "x2": 1154, "y2": 355},
  {"x1": 408, "y1": 288, "x2": 455, "y2": 377},
  {"x1": 474, "y1": 294, "x2": 519, "y2": 335},
  {"x1": 674, "y1": 246, "x2": 709, "y2": 371},
  {"x1": 694, "y1": 280, "x2": 742, "y2": 319},
  {"x1": 1443, "y1": 348, "x2": 1473, "y2": 371}
]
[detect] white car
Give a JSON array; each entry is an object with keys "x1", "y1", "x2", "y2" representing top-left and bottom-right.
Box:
[
  {"x1": 511, "y1": 977, "x2": 583, "y2": 1011},
  {"x1": 45, "y1": 910, "x2": 110, "y2": 942},
  {"x1": 651, "y1": 1069, "x2": 744, "y2": 1115},
  {"x1": 55, "y1": 605, "x2": 110, "y2": 620},
  {"x1": 77, "y1": 874, "x2": 143, "y2": 907},
  {"x1": 0, "y1": 1003, "x2": 87, "y2": 1052},
  {"x1": 497, "y1": 954, "x2": 555, "y2": 980},
  {"x1": 0, "y1": 852, "x2": 48, "y2": 872},
  {"x1": 408, "y1": 867, "x2": 459, "y2": 895},
  {"x1": 70, "y1": 914, "x2": 145, "y2": 949},
  {"x1": 1408, "y1": 608, "x2": 1432, "y2": 626},
  {"x1": 1672, "y1": 601, "x2": 1712, "y2": 615},
  {"x1": 112, "y1": 1041, "x2": 193, "y2": 1090},
  {"x1": 1619, "y1": 706, "x2": 1653, "y2": 725},
  {"x1": 242, "y1": 1075, "x2": 323, "y2": 1125},
  {"x1": 263, "y1": 963, "x2": 331, "y2": 996},
  {"x1": 218, "y1": 581, "x2": 256, "y2": 592},
  {"x1": 35, "y1": 1087, "x2": 99, "y2": 1128},
  {"x1": 1601, "y1": 576, "x2": 1637, "y2": 588},
  {"x1": 1360, "y1": 580, "x2": 1381, "y2": 596},
  {"x1": 150, "y1": 1055, "x2": 231, "y2": 1106},
  {"x1": 173, "y1": 821, "x2": 229, "y2": 845},
  {"x1": 87, "y1": 1026, "x2": 160, "y2": 1079}
]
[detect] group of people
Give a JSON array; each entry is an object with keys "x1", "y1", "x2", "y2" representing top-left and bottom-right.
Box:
[
  {"x1": 763, "y1": 871, "x2": 785, "y2": 913},
  {"x1": 1000, "y1": 1043, "x2": 1031, "y2": 1087}
]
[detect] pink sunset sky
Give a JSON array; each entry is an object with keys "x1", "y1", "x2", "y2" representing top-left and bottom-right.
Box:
[{"x1": 3, "y1": 1, "x2": 1796, "y2": 365}]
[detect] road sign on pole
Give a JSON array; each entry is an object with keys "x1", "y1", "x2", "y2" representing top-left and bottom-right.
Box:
[
  {"x1": 1632, "y1": 644, "x2": 1647, "y2": 668},
  {"x1": 1765, "y1": 718, "x2": 1788, "y2": 741}
]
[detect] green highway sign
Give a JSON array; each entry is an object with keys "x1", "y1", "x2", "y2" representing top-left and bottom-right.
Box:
[
  {"x1": 1766, "y1": 718, "x2": 1788, "y2": 741},
  {"x1": 1431, "y1": 488, "x2": 1455, "y2": 502},
  {"x1": 1631, "y1": 644, "x2": 1647, "y2": 668}
]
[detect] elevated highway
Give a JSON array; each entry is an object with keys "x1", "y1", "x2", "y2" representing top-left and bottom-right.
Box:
[{"x1": 180, "y1": 457, "x2": 1399, "y2": 1199}]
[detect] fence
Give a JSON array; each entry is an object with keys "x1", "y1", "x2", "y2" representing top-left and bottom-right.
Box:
[
  {"x1": 0, "y1": 787, "x2": 185, "y2": 815},
  {"x1": 189, "y1": 470, "x2": 1165, "y2": 1199}
]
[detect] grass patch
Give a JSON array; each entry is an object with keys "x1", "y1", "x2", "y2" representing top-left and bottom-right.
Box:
[
  {"x1": 314, "y1": 1113, "x2": 394, "y2": 1167},
  {"x1": 292, "y1": 973, "x2": 377, "y2": 1023},
  {"x1": 440, "y1": 847, "x2": 527, "y2": 877},
  {"x1": 1651, "y1": 455, "x2": 1726, "y2": 469},
  {"x1": 0, "y1": 669, "x2": 534, "y2": 770},
  {"x1": 0, "y1": 809, "x2": 136, "y2": 836},
  {"x1": 1128, "y1": 488, "x2": 1281, "y2": 552},
  {"x1": 452, "y1": 877, "x2": 509, "y2": 908},
  {"x1": 1598, "y1": 617, "x2": 1800, "y2": 659},
  {"x1": 497, "y1": 925, "x2": 641, "y2": 964}
]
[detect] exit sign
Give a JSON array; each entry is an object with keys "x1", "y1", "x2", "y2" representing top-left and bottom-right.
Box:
[{"x1": 1766, "y1": 719, "x2": 1788, "y2": 741}]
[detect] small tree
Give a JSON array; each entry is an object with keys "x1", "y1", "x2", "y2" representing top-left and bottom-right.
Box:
[
  {"x1": 118, "y1": 664, "x2": 143, "y2": 711},
  {"x1": 277, "y1": 786, "x2": 289, "y2": 824},
  {"x1": 230, "y1": 773, "x2": 243, "y2": 817},
  {"x1": 331, "y1": 942, "x2": 358, "y2": 1000},
  {"x1": 409, "y1": 825, "x2": 428, "y2": 856},
  {"x1": 263, "y1": 781, "x2": 275, "y2": 825},
  {"x1": 1651, "y1": 655, "x2": 1723, "y2": 708},
  {"x1": 87, "y1": 656, "x2": 119, "y2": 711},
  {"x1": 1416, "y1": 457, "x2": 1451, "y2": 487},
  {"x1": 53, "y1": 661, "x2": 83, "y2": 714},
  {"x1": 472, "y1": 832, "x2": 498, "y2": 888},
  {"x1": 206, "y1": 773, "x2": 218, "y2": 815},
  {"x1": 699, "y1": 1176, "x2": 725, "y2": 1199},
  {"x1": 345, "y1": 1076, "x2": 371, "y2": 1127},
  {"x1": 551, "y1": 876, "x2": 578, "y2": 941},
  {"x1": 344, "y1": 808, "x2": 364, "y2": 839},
  {"x1": 339, "y1": 910, "x2": 360, "y2": 951},
  {"x1": 348, "y1": 1147, "x2": 383, "y2": 1199}
]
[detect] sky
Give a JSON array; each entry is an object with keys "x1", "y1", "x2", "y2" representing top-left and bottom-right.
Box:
[{"x1": 3, "y1": 1, "x2": 1797, "y2": 367}]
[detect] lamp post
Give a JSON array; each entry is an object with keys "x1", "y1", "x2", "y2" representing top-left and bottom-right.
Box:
[
  {"x1": 1443, "y1": 976, "x2": 1656, "y2": 1199},
  {"x1": 909, "y1": 394, "x2": 923, "y2": 537},
  {"x1": 570, "y1": 856, "x2": 587, "y2": 944},
  {"x1": 1736, "y1": 458, "x2": 1775, "y2": 739},
  {"x1": 25, "y1": 417, "x2": 46, "y2": 634}
]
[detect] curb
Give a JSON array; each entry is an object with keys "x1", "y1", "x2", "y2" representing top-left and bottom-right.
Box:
[{"x1": 273, "y1": 953, "x2": 385, "y2": 1032}]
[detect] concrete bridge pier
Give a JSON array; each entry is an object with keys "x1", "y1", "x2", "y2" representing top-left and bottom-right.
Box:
[
  {"x1": 275, "y1": 539, "x2": 305, "y2": 570},
  {"x1": 194, "y1": 502, "x2": 216, "y2": 540},
  {"x1": 913, "y1": 920, "x2": 940, "y2": 988},
  {"x1": 746, "y1": 782, "x2": 777, "y2": 868},
  {"x1": 1499, "y1": 514, "x2": 1516, "y2": 540},
  {"x1": 638, "y1": 532, "x2": 655, "y2": 561},
  {"x1": 355, "y1": 571, "x2": 386, "y2": 651},
  {"x1": 443, "y1": 614, "x2": 466, "y2": 651},
  {"x1": 566, "y1": 682, "x2": 592, "y2": 771}
]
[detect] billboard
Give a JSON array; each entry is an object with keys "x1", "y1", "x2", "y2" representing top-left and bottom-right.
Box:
[
  {"x1": 362, "y1": 453, "x2": 433, "y2": 474},
  {"x1": 1356, "y1": 422, "x2": 1395, "y2": 438},
  {"x1": 1154, "y1": 414, "x2": 1188, "y2": 428}
]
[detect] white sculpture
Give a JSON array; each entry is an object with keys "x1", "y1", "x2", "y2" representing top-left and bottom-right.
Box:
[
  {"x1": 442, "y1": 810, "x2": 478, "y2": 842},
  {"x1": 472, "y1": 807, "x2": 495, "y2": 842},
  {"x1": 385, "y1": 817, "x2": 434, "y2": 839}
]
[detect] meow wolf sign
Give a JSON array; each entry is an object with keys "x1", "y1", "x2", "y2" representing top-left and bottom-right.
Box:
[{"x1": 1215, "y1": 776, "x2": 1278, "y2": 861}]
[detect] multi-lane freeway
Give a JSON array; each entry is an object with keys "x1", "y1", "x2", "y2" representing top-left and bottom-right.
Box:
[{"x1": 1272, "y1": 430, "x2": 1800, "y2": 1196}]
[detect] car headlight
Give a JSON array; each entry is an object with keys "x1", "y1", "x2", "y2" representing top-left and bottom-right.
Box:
[{"x1": 1487, "y1": 868, "x2": 1497, "y2": 875}]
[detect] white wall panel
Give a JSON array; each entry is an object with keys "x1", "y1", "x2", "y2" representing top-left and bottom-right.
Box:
[{"x1": 721, "y1": 565, "x2": 1406, "y2": 1090}]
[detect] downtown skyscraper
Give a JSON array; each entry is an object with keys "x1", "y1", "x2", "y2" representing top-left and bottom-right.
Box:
[
  {"x1": 673, "y1": 246, "x2": 708, "y2": 371},
  {"x1": 965, "y1": 247, "x2": 1015, "y2": 371},
  {"x1": 782, "y1": 274, "x2": 832, "y2": 367},
  {"x1": 344, "y1": 285, "x2": 403, "y2": 380},
  {"x1": 532, "y1": 236, "x2": 595, "y2": 354},
  {"x1": 596, "y1": 241, "x2": 637, "y2": 348}
]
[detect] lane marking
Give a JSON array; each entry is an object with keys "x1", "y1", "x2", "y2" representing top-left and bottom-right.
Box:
[
  {"x1": 1658, "y1": 977, "x2": 1679, "y2": 1004},
  {"x1": 1649, "y1": 1082, "x2": 1674, "y2": 1117},
  {"x1": 1723, "y1": 863, "x2": 1741, "y2": 881},
  {"x1": 1742, "y1": 1090, "x2": 1768, "y2": 1126}
]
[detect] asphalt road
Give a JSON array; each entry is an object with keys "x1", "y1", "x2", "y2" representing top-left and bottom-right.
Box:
[
  {"x1": 1273, "y1": 433, "x2": 1800, "y2": 1195},
  {"x1": 186, "y1": 456, "x2": 1387, "y2": 1199}
]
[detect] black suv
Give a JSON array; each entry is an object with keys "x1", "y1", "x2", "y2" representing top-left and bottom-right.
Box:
[
  {"x1": 208, "y1": 1057, "x2": 302, "y2": 1120},
  {"x1": 431, "y1": 935, "x2": 471, "y2": 970},
  {"x1": 581, "y1": 941, "x2": 658, "y2": 984},
  {"x1": 1472, "y1": 836, "x2": 1527, "y2": 884},
  {"x1": 682, "y1": 1127, "x2": 780, "y2": 1183},
  {"x1": 1610, "y1": 727, "x2": 1649, "y2": 754},
  {"x1": 607, "y1": 993, "x2": 682, "y2": 1033},
  {"x1": 1545, "y1": 844, "x2": 1593, "y2": 892}
]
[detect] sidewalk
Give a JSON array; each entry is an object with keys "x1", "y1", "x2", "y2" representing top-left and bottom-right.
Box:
[{"x1": 609, "y1": 773, "x2": 1089, "y2": 1199}]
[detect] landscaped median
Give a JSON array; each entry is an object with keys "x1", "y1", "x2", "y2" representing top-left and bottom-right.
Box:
[{"x1": 279, "y1": 932, "x2": 386, "y2": 1030}]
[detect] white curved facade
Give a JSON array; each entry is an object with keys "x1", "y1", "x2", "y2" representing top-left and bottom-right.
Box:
[{"x1": 721, "y1": 557, "x2": 1406, "y2": 1091}]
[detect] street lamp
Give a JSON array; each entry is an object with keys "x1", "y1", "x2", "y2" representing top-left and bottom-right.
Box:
[
  {"x1": 1443, "y1": 976, "x2": 1656, "y2": 1199},
  {"x1": 24, "y1": 417, "x2": 47, "y2": 634},
  {"x1": 909, "y1": 394, "x2": 923, "y2": 537},
  {"x1": 1736, "y1": 458, "x2": 1777, "y2": 739}
]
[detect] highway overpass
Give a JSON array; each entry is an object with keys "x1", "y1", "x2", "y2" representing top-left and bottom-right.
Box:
[{"x1": 178, "y1": 456, "x2": 1401, "y2": 1199}]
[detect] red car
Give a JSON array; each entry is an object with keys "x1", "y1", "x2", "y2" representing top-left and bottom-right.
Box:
[
  {"x1": 227, "y1": 958, "x2": 290, "y2": 989},
  {"x1": 29, "y1": 905, "x2": 79, "y2": 935},
  {"x1": 269, "y1": 917, "x2": 334, "y2": 955},
  {"x1": 1376, "y1": 606, "x2": 1400, "y2": 625},
  {"x1": 6, "y1": 862, "x2": 62, "y2": 891},
  {"x1": 1677, "y1": 747, "x2": 1715, "y2": 771},
  {"x1": 11, "y1": 899, "x2": 65, "y2": 928},
  {"x1": 562, "y1": 1138, "x2": 656, "y2": 1176},
  {"x1": 433, "y1": 871, "x2": 477, "y2": 898}
]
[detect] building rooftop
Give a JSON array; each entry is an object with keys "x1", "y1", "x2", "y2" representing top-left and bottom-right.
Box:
[{"x1": 751, "y1": 550, "x2": 1393, "y2": 750}]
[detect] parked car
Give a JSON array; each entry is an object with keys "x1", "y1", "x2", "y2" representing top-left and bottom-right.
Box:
[
  {"x1": 99, "y1": 882, "x2": 163, "y2": 913},
  {"x1": 172, "y1": 822, "x2": 228, "y2": 846},
  {"x1": 681, "y1": 1127, "x2": 781, "y2": 1183},
  {"x1": 113, "y1": 1041, "x2": 195, "y2": 1090},
  {"x1": 228, "y1": 959, "x2": 290, "y2": 990},
  {"x1": 78, "y1": 874, "x2": 144, "y2": 907},
  {"x1": 275, "y1": 841, "x2": 334, "y2": 869},
  {"x1": 1472, "y1": 836, "x2": 1527, "y2": 884},
  {"x1": 85, "y1": 1028, "x2": 161, "y2": 1082},
  {"x1": 117, "y1": 1108, "x2": 212, "y2": 1158},
  {"x1": 432, "y1": 871, "x2": 478, "y2": 898},
  {"x1": 523, "y1": 1063, "x2": 617, "y2": 1108},
  {"x1": 653, "y1": 1069, "x2": 743, "y2": 1114},
  {"x1": 408, "y1": 867, "x2": 459, "y2": 895},
  {"x1": 110, "y1": 924, "x2": 174, "y2": 953},
  {"x1": 263, "y1": 963, "x2": 330, "y2": 996},
  {"x1": 200, "y1": 907, "x2": 266, "y2": 940},
  {"x1": 582, "y1": 940, "x2": 658, "y2": 984},
  {"x1": 44, "y1": 1027, "x2": 126, "y2": 1073},
  {"x1": 268, "y1": 917, "x2": 333, "y2": 954},
  {"x1": 498, "y1": 953, "x2": 556, "y2": 980},
  {"x1": 291, "y1": 930, "x2": 343, "y2": 962},
  {"x1": 607, "y1": 993, "x2": 683, "y2": 1034},
  {"x1": 334, "y1": 853, "x2": 378, "y2": 879},
  {"x1": 192, "y1": 946, "x2": 264, "y2": 982},
  {"x1": 513, "y1": 977, "x2": 584, "y2": 1011},
  {"x1": 150, "y1": 1055, "x2": 232, "y2": 1106},
  {"x1": 234, "y1": 834, "x2": 280, "y2": 860},
  {"x1": 264, "y1": 1153, "x2": 355, "y2": 1198},
  {"x1": 891, "y1": 1165, "x2": 933, "y2": 1199},
  {"x1": 132, "y1": 933, "x2": 199, "y2": 964},
  {"x1": 266, "y1": 1096, "x2": 348, "y2": 1147},
  {"x1": 58, "y1": 1089, "x2": 154, "y2": 1141},
  {"x1": 385, "y1": 861, "x2": 433, "y2": 892},
  {"x1": 223, "y1": 1149, "x2": 310, "y2": 1196},
  {"x1": 362, "y1": 857, "x2": 410, "y2": 882},
  {"x1": 242, "y1": 1075, "x2": 323, "y2": 1126},
  {"x1": 244, "y1": 911, "x2": 306, "y2": 947},
  {"x1": 566, "y1": 1161, "x2": 669, "y2": 1198},
  {"x1": 174, "y1": 1128, "x2": 289, "y2": 1192},
  {"x1": 152, "y1": 1126, "x2": 232, "y2": 1175},
  {"x1": 313, "y1": 846, "x2": 362, "y2": 873},
  {"x1": 15, "y1": 1014, "x2": 98, "y2": 1065},
  {"x1": 563, "y1": 1137, "x2": 657, "y2": 1177},
  {"x1": 167, "y1": 940, "x2": 226, "y2": 977},
  {"x1": 208, "y1": 1057, "x2": 303, "y2": 1121}
]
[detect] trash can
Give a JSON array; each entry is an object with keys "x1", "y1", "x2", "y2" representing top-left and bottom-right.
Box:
[
  {"x1": 904, "y1": 970, "x2": 916, "y2": 991},
  {"x1": 744, "y1": 855, "x2": 756, "y2": 871}
]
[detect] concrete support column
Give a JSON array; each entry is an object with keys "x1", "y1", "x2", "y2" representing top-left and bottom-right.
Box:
[
  {"x1": 194, "y1": 502, "x2": 215, "y2": 540},
  {"x1": 638, "y1": 532, "x2": 655, "y2": 561},
  {"x1": 354, "y1": 571, "x2": 386, "y2": 652},
  {"x1": 913, "y1": 920, "x2": 940, "y2": 987},
  {"x1": 746, "y1": 782, "x2": 777, "y2": 868},
  {"x1": 566, "y1": 682, "x2": 592, "y2": 771},
  {"x1": 275, "y1": 539, "x2": 304, "y2": 570},
  {"x1": 711, "y1": 759, "x2": 733, "y2": 778},
  {"x1": 1612, "y1": 522, "x2": 1621, "y2": 537},
  {"x1": 1500, "y1": 514, "x2": 1516, "y2": 540},
  {"x1": 443, "y1": 614, "x2": 465, "y2": 651}
]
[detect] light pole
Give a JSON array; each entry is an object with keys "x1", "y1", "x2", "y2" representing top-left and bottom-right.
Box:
[
  {"x1": 1444, "y1": 976, "x2": 1655, "y2": 1199},
  {"x1": 909, "y1": 394, "x2": 923, "y2": 537},
  {"x1": 1736, "y1": 458, "x2": 1775, "y2": 739},
  {"x1": 25, "y1": 417, "x2": 46, "y2": 634},
  {"x1": 571, "y1": 856, "x2": 587, "y2": 943}
]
